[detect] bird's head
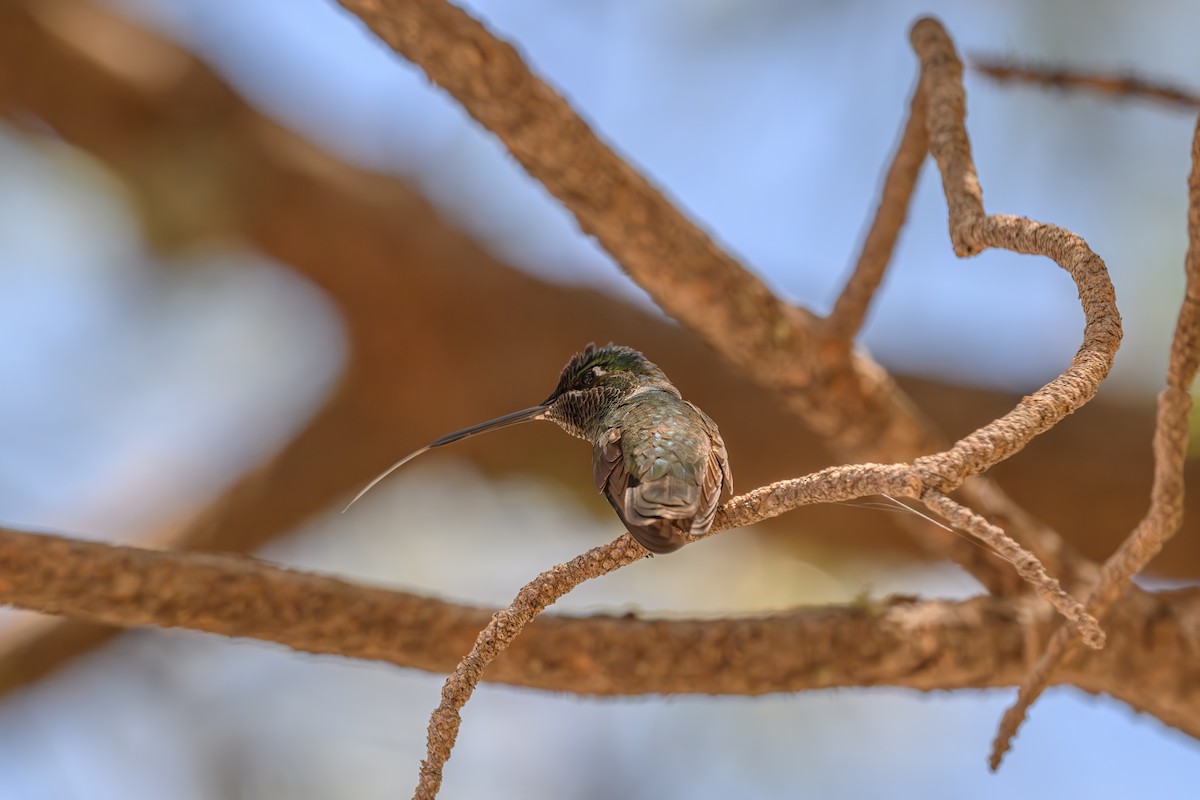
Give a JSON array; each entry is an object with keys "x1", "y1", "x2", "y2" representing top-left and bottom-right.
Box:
[
  {"x1": 343, "y1": 343, "x2": 676, "y2": 509},
  {"x1": 541, "y1": 343, "x2": 678, "y2": 439}
]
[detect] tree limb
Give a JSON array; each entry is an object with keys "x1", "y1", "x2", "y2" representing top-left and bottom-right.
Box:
[
  {"x1": 0, "y1": 523, "x2": 1196, "y2": 729},
  {"x1": 824, "y1": 84, "x2": 928, "y2": 340}
]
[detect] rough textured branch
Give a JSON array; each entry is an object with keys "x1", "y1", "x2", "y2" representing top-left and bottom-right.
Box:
[
  {"x1": 411, "y1": 463, "x2": 1098, "y2": 799},
  {"x1": 333, "y1": 0, "x2": 803, "y2": 367},
  {"x1": 0, "y1": 0, "x2": 1133, "y2": 693},
  {"x1": 312, "y1": 9, "x2": 1124, "y2": 795},
  {"x1": 908, "y1": 19, "x2": 1122, "y2": 491},
  {"x1": 0, "y1": 524, "x2": 1197, "y2": 726},
  {"x1": 920, "y1": 492, "x2": 1102, "y2": 648},
  {"x1": 2, "y1": 3, "x2": 1172, "y2": 794},
  {"x1": 415, "y1": 535, "x2": 644, "y2": 799},
  {"x1": 989, "y1": 106, "x2": 1200, "y2": 769}
]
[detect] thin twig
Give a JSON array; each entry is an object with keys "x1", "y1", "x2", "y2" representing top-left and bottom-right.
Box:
[
  {"x1": 921, "y1": 492, "x2": 1102, "y2": 648},
  {"x1": 414, "y1": 536, "x2": 644, "y2": 799},
  {"x1": 825, "y1": 84, "x2": 928, "y2": 339},
  {"x1": 989, "y1": 108, "x2": 1200, "y2": 770},
  {"x1": 971, "y1": 55, "x2": 1200, "y2": 111}
]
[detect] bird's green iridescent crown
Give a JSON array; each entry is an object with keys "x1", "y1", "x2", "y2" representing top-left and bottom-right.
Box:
[{"x1": 551, "y1": 343, "x2": 667, "y2": 396}]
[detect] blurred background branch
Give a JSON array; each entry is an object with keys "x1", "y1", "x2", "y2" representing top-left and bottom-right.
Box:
[{"x1": 971, "y1": 54, "x2": 1200, "y2": 111}]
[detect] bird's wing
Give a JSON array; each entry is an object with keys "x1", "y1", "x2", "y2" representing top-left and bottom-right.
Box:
[
  {"x1": 592, "y1": 425, "x2": 691, "y2": 554},
  {"x1": 592, "y1": 397, "x2": 735, "y2": 553},
  {"x1": 686, "y1": 401, "x2": 732, "y2": 537}
]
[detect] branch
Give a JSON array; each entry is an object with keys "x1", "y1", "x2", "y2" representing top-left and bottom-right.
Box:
[
  {"x1": 920, "y1": 492, "x2": 1100, "y2": 648},
  {"x1": 990, "y1": 104, "x2": 1200, "y2": 770},
  {"x1": 907, "y1": 18, "x2": 1122, "y2": 487},
  {"x1": 353, "y1": 15, "x2": 1120, "y2": 794},
  {"x1": 412, "y1": 464, "x2": 1101, "y2": 798},
  {"x1": 825, "y1": 84, "x2": 928, "y2": 339},
  {"x1": 971, "y1": 54, "x2": 1200, "y2": 111},
  {"x1": 0, "y1": 524, "x2": 1197, "y2": 726}
]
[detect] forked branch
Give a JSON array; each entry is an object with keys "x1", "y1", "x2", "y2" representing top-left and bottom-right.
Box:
[
  {"x1": 412, "y1": 463, "x2": 1103, "y2": 799},
  {"x1": 1, "y1": 1, "x2": 1157, "y2": 794}
]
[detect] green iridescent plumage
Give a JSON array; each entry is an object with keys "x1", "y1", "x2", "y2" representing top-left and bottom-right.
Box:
[
  {"x1": 552, "y1": 343, "x2": 670, "y2": 395},
  {"x1": 347, "y1": 343, "x2": 732, "y2": 554}
]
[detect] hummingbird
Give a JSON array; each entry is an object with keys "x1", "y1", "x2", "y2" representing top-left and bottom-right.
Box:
[{"x1": 345, "y1": 343, "x2": 732, "y2": 554}]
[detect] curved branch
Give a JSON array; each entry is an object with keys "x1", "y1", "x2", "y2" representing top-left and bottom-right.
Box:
[
  {"x1": 312, "y1": 10, "x2": 1125, "y2": 795},
  {"x1": 908, "y1": 19, "x2": 1122, "y2": 491},
  {"x1": 990, "y1": 104, "x2": 1200, "y2": 770},
  {"x1": 415, "y1": 535, "x2": 644, "y2": 799},
  {"x1": 0, "y1": 0, "x2": 1117, "y2": 694}
]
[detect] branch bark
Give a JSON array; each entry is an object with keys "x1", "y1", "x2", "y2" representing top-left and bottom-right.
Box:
[
  {"x1": 318, "y1": 11, "x2": 1124, "y2": 793},
  {"x1": 0, "y1": 0, "x2": 1147, "y2": 691},
  {"x1": 0, "y1": 523, "x2": 1196, "y2": 726},
  {"x1": 824, "y1": 84, "x2": 928, "y2": 340}
]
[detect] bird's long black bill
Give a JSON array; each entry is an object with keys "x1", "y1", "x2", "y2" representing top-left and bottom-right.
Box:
[{"x1": 342, "y1": 404, "x2": 550, "y2": 511}]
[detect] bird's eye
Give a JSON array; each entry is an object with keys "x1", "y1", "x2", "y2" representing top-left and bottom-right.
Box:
[{"x1": 580, "y1": 368, "x2": 598, "y2": 387}]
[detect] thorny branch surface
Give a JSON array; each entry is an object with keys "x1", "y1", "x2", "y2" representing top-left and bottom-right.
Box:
[{"x1": 988, "y1": 107, "x2": 1200, "y2": 769}]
